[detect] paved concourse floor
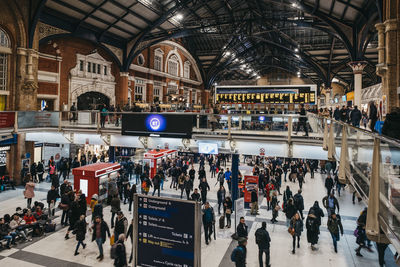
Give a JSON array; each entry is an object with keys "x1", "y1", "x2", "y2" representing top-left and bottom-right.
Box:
[{"x1": 0, "y1": 163, "x2": 396, "y2": 267}]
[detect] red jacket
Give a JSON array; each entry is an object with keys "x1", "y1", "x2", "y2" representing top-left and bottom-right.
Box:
[
  {"x1": 265, "y1": 183, "x2": 275, "y2": 201},
  {"x1": 23, "y1": 215, "x2": 36, "y2": 225}
]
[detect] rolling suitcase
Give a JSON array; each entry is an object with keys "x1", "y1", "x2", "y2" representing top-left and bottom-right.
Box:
[{"x1": 219, "y1": 215, "x2": 225, "y2": 229}]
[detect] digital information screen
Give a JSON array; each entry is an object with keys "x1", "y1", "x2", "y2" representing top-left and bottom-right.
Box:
[
  {"x1": 215, "y1": 85, "x2": 317, "y2": 105},
  {"x1": 198, "y1": 143, "x2": 218, "y2": 155},
  {"x1": 133, "y1": 195, "x2": 201, "y2": 267},
  {"x1": 122, "y1": 114, "x2": 193, "y2": 138}
]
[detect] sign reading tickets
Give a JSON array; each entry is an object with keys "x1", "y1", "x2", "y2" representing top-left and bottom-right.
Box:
[
  {"x1": 134, "y1": 195, "x2": 201, "y2": 267},
  {"x1": 244, "y1": 175, "x2": 259, "y2": 208},
  {"x1": 18, "y1": 111, "x2": 59, "y2": 128}
]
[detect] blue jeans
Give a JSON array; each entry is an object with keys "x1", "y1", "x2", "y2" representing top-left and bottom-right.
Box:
[
  {"x1": 4, "y1": 232, "x2": 16, "y2": 246},
  {"x1": 160, "y1": 179, "x2": 164, "y2": 190},
  {"x1": 330, "y1": 232, "x2": 339, "y2": 250},
  {"x1": 75, "y1": 240, "x2": 84, "y2": 253},
  {"x1": 95, "y1": 238, "x2": 103, "y2": 255}
]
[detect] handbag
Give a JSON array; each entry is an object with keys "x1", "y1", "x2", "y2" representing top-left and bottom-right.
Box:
[
  {"x1": 58, "y1": 203, "x2": 69, "y2": 211},
  {"x1": 110, "y1": 234, "x2": 115, "y2": 245},
  {"x1": 288, "y1": 227, "x2": 295, "y2": 236},
  {"x1": 225, "y1": 208, "x2": 232, "y2": 215},
  {"x1": 353, "y1": 228, "x2": 359, "y2": 237}
]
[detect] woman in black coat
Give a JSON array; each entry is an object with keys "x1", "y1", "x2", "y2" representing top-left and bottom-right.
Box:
[
  {"x1": 73, "y1": 215, "x2": 87, "y2": 256},
  {"x1": 306, "y1": 213, "x2": 319, "y2": 250},
  {"x1": 65, "y1": 199, "x2": 81, "y2": 240},
  {"x1": 128, "y1": 184, "x2": 136, "y2": 212}
]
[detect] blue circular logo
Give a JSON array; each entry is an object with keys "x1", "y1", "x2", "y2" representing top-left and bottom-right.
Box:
[
  {"x1": 146, "y1": 115, "x2": 166, "y2": 132},
  {"x1": 149, "y1": 118, "x2": 161, "y2": 130}
]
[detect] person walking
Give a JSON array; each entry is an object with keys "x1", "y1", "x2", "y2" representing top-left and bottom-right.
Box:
[
  {"x1": 202, "y1": 202, "x2": 215, "y2": 245},
  {"x1": 224, "y1": 168, "x2": 232, "y2": 193},
  {"x1": 224, "y1": 196, "x2": 233, "y2": 228},
  {"x1": 322, "y1": 192, "x2": 340, "y2": 216},
  {"x1": 73, "y1": 215, "x2": 87, "y2": 256},
  {"x1": 24, "y1": 177, "x2": 35, "y2": 209},
  {"x1": 199, "y1": 178, "x2": 210, "y2": 204},
  {"x1": 152, "y1": 173, "x2": 161, "y2": 197},
  {"x1": 113, "y1": 234, "x2": 127, "y2": 267},
  {"x1": 283, "y1": 198, "x2": 297, "y2": 227},
  {"x1": 100, "y1": 104, "x2": 108, "y2": 128},
  {"x1": 306, "y1": 212, "x2": 319, "y2": 250},
  {"x1": 251, "y1": 188, "x2": 259, "y2": 215},
  {"x1": 308, "y1": 201, "x2": 324, "y2": 233},
  {"x1": 325, "y1": 175, "x2": 334, "y2": 196},
  {"x1": 91, "y1": 216, "x2": 110, "y2": 261},
  {"x1": 255, "y1": 221, "x2": 271, "y2": 267},
  {"x1": 184, "y1": 176, "x2": 193, "y2": 200},
  {"x1": 47, "y1": 185, "x2": 59, "y2": 217},
  {"x1": 327, "y1": 212, "x2": 343, "y2": 253},
  {"x1": 128, "y1": 184, "x2": 136, "y2": 212},
  {"x1": 231, "y1": 237, "x2": 247, "y2": 267},
  {"x1": 237, "y1": 217, "x2": 248, "y2": 239},
  {"x1": 110, "y1": 195, "x2": 121, "y2": 228},
  {"x1": 217, "y1": 168, "x2": 224, "y2": 187},
  {"x1": 217, "y1": 186, "x2": 226, "y2": 215},
  {"x1": 290, "y1": 213, "x2": 303, "y2": 254},
  {"x1": 293, "y1": 190, "x2": 304, "y2": 220},
  {"x1": 368, "y1": 101, "x2": 378, "y2": 132},
  {"x1": 114, "y1": 211, "x2": 128, "y2": 243},
  {"x1": 295, "y1": 104, "x2": 309, "y2": 136},
  {"x1": 350, "y1": 105, "x2": 362, "y2": 127}
]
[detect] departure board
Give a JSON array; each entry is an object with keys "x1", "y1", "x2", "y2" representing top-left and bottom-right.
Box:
[{"x1": 215, "y1": 85, "x2": 316, "y2": 105}]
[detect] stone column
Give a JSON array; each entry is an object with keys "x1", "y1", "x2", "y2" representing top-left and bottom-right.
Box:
[
  {"x1": 348, "y1": 61, "x2": 367, "y2": 108},
  {"x1": 16, "y1": 48, "x2": 38, "y2": 110},
  {"x1": 325, "y1": 86, "x2": 332, "y2": 108},
  {"x1": 119, "y1": 72, "x2": 129, "y2": 106},
  {"x1": 384, "y1": 19, "x2": 398, "y2": 112}
]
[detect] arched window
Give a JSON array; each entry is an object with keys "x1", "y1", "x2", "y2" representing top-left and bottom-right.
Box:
[
  {"x1": 154, "y1": 48, "x2": 164, "y2": 71},
  {"x1": 0, "y1": 28, "x2": 10, "y2": 92},
  {"x1": 138, "y1": 54, "x2": 145, "y2": 66},
  {"x1": 184, "y1": 61, "x2": 190, "y2": 79},
  {"x1": 168, "y1": 55, "x2": 179, "y2": 76}
]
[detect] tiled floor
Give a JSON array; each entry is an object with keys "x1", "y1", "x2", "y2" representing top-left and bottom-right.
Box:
[{"x1": 0, "y1": 163, "x2": 396, "y2": 267}]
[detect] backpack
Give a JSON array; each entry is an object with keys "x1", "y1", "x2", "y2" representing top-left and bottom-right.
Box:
[
  {"x1": 230, "y1": 246, "x2": 243, "y2": 262},
  {"x1": 294, "y1": 195, "x2": 303, "y2": 210},
  {"x1": 255, "y1": 228, "x2": 264, "y2": 245},
  {"x1": 110, "y1": 242, "x2": 120, "y2": 259}
]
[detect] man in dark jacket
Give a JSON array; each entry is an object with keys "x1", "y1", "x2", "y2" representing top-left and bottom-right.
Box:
[
  {"x1": 295, "y1": 104, "x2": 308, "y2": 136},
  {"x1": 217, "y1": 186, "x2": 226, "y2": 215},
  {"x1": 369, "y1": 101, "x2": 378, "y2": 132},
  {"x1": 232, "y1": 237, "x2": 247, "y2": 267},
  {"x1": 250, "y1": 189, "x2": 259, "y2": 215},
  {"x1": 114, "y1": 234, "x2": 127, "y2": 267},
  {"x1": 333, "y1": 106, "x2": 341, "y2": 120},
  {"x1": 114, "y1": 211, "x2": 128, "y2": 242},
  {"x1": 47, "y1": 185, "x2": 59, "y2": 217},
  {"x1": 325, "y1": 175, "x2": 334, "y2": 196},
  {"x1": 191, "y1": 188, "x2": 201, "y2": 202},
  {"x1": 199, "y1": 178, "x2": 210, "y2": 204},
  {"x1": 255, "y1": 221, "x2": 271, "y2": 267},
  {"x1": 152, "y1": 173, "x2": 161, "y2": 197},
  {"x1": 327, "y1": 212, "x2": 343, "y2": 253},
  {"x1": 322, "y1": 193, "x2": 340, "y2": 216},
  {"x1": 202, "y1": 202, "x2": 215, "y2": 245},
  {"x1": 74, "y1": 214, "x2": 87, "y2": 256},
  {"x1": 92, "y1": 216, "x2": 110, "y2": 261},
  {"x1": 293, "y1": 190, "x2": 304, "y2": 220},
  {"x1": 0, "y1": 218, "x2": 16, "y2": 248},
  {"x1": 350, "y1": 105, "x2": 362, "y2": 127},
  {"x1": 237, "y1": 217, "x2": 248, "y2": 238}
]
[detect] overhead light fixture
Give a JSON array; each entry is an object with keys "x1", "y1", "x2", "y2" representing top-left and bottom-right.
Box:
[
  {"x1": 297, "y1": 71, "x2": 301, "y2": 75},
  {"x1": 214, "y1": 82, "x2": 218, "y2": 86},
  {"x1": 292, "y1": 3, "x2": 298, "y2": 8},
  {"x1": 175, "y1": 13, "x2": 183, "y2": 20},
  {"x1": 294, "y1": 48, "x2": 299, "y2": 52},
  {"x1": 296, "y1": 54, "x2": 301, "y2": 59},
  {"x1": 234, "y1": 58, "x2": 239, "y2": 62},
  {"x1": 256, "y1": 75, "x2": 261, "y2": 79}
]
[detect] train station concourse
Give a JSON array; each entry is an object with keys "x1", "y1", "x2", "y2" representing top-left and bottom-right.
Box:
[{"x1": 0, "y1": 0, "x2": 399, "y2": 266}]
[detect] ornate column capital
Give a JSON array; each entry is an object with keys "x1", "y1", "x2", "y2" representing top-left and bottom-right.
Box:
[
  {"x1": 120, "y1": 72, "x2": 129, "y2": 77},
  {"x1": 375, "y1": 23, "x2": 385, "y2": 32},
  {"x1": 348, "y1": 61, "x2": 367, "y2": 74},
  {"x1": 384, "y1": 19, "x2": 397, "y2": 32}
]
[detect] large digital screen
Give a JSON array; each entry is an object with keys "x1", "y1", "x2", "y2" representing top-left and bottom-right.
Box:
[
  {"x1": 198, "y1": 142, "x2": 218, "y2": 154},
  {"x1": 122, "y1": 114, "x2": 193, "y2": 138}
]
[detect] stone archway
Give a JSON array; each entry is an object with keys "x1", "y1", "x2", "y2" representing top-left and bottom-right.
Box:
[{"x1": 77, "y1": 91, "x2": 110, "y2": 110}]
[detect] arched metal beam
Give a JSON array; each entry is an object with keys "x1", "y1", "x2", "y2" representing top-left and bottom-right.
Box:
[{"x1": 29, "y1": 0, "x2": 48, "y2": 48}]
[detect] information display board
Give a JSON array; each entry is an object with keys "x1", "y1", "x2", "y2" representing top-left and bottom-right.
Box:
[
  {"x1": 243, "y1": 175, "x2": 259, "y2": 208},
  {"x1": 122, "y1": 114, "x2": 193, "y2": 138},
  {"x1": 215, "y1": 85, "x2": 317, "y2": 105},
  {"x1": 134, "y1": 195, "x2": 201, "y2": 267},
  {"x1": 18, "y1": 111, "x2": 59, "y2": 128}
]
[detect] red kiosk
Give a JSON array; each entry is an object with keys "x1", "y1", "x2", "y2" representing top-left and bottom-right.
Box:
[
  {"x1": 143, "y1": 149, "x2": 177, "y2": 178},
  {"x1": 72, "y1": 163, "x2": 120, "y2": 204},
  {"x1": 243, "y1": 175, "x2": 259, "y2": 208}
]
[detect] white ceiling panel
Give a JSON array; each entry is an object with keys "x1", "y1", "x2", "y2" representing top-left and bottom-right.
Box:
[
  {"x1": 46, "y1": 1, "x2": 85, "y2": 19},
  {"x1": 125, "y1": 13, "x2": 149, "y2": 28},
  {"x1": 92, "y1": 10, "x2": 117, "y2": 23},
  {"x1": 133, "y1": 3, "x2": 160, "y2": 21},
  {"x1": 109, "y1": 27, "x2": 132, "y2": 38},
  {"x1": 85, "y1": 17, "x2": 108, "y2": 30},
  {"x1": 115, "y1": 21, "x2": 140, "y2": 35}
]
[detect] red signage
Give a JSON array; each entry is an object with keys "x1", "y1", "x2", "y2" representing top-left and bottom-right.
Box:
[
  {"x1": 259, "y1": 148, "x2": 265, "y2": 156},
  {"x1": 164, "y1": 143, "x2": 169, "y2": 149},
  {"x1": 244, "y1": 175, "x2": 259, "y2": 208},
  {"x1": 0, "y1": 112, "x2": 15, "y2": 128}
]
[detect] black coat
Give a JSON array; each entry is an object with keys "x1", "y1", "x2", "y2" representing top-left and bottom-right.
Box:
[
  {"x1": 47, "y1": 189, "x2": 59, "y2": 204},
  {"x1": 382, "y1": 111, "x2": 400, "y2": 139},
  {"x1": 91, "y1": 220, "x2": 110, "y2": 243},
  {"x1": 74, "y1": 219, "x2": 87, "y2": 241},
  {"x1": 251, "y1": 191, "x2": 258, "y2": 203},
  {"x1": 306, "y1": 215, "x2": 319, "y2": 245},
  {"x1": 237, "y1": 222, "x2": 248, "y2": 238},
  {"x1": 114, "y1": 240, "x2": 127, "y2": 267},
  {"x1": 255, "y1": 227, "x2": 271, "y2": 249}
]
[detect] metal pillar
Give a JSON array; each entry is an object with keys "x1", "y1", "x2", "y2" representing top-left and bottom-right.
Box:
[{"x1": 231, "y1": 153, "x2": 239, "y2": 210}]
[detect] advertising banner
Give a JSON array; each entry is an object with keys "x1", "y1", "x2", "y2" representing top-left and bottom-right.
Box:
[
  {"x1": 244, "y1": 175, "x2": 259, "y2": 208},
  {"x1": 0, "y1": 112, "x2": 15, "y2": 128},
  {"x1": 18, "y1": 111, "x2": 59, "y2": 128},
  {"x1": 134, "y1": 195, "x2": 201, "y2": 267}
]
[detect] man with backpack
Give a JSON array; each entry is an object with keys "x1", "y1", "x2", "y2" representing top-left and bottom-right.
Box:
[
  {"x1": 231, "y1": 237, "x2": 247, "y2": 267},
  {"x1": 255, "y1": 221, "x2": 271, "y2": 267},
  {"x1": 111, "y1": 233, "x2": 127, "y2": 267},
  {"x1": 293, "y1": 190, "x2": 304, "y2": 220}
]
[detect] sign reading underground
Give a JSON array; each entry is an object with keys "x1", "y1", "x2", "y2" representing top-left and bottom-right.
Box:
[{"x1": 134, "y1": 195, "x2": 201, "y2": 267}]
